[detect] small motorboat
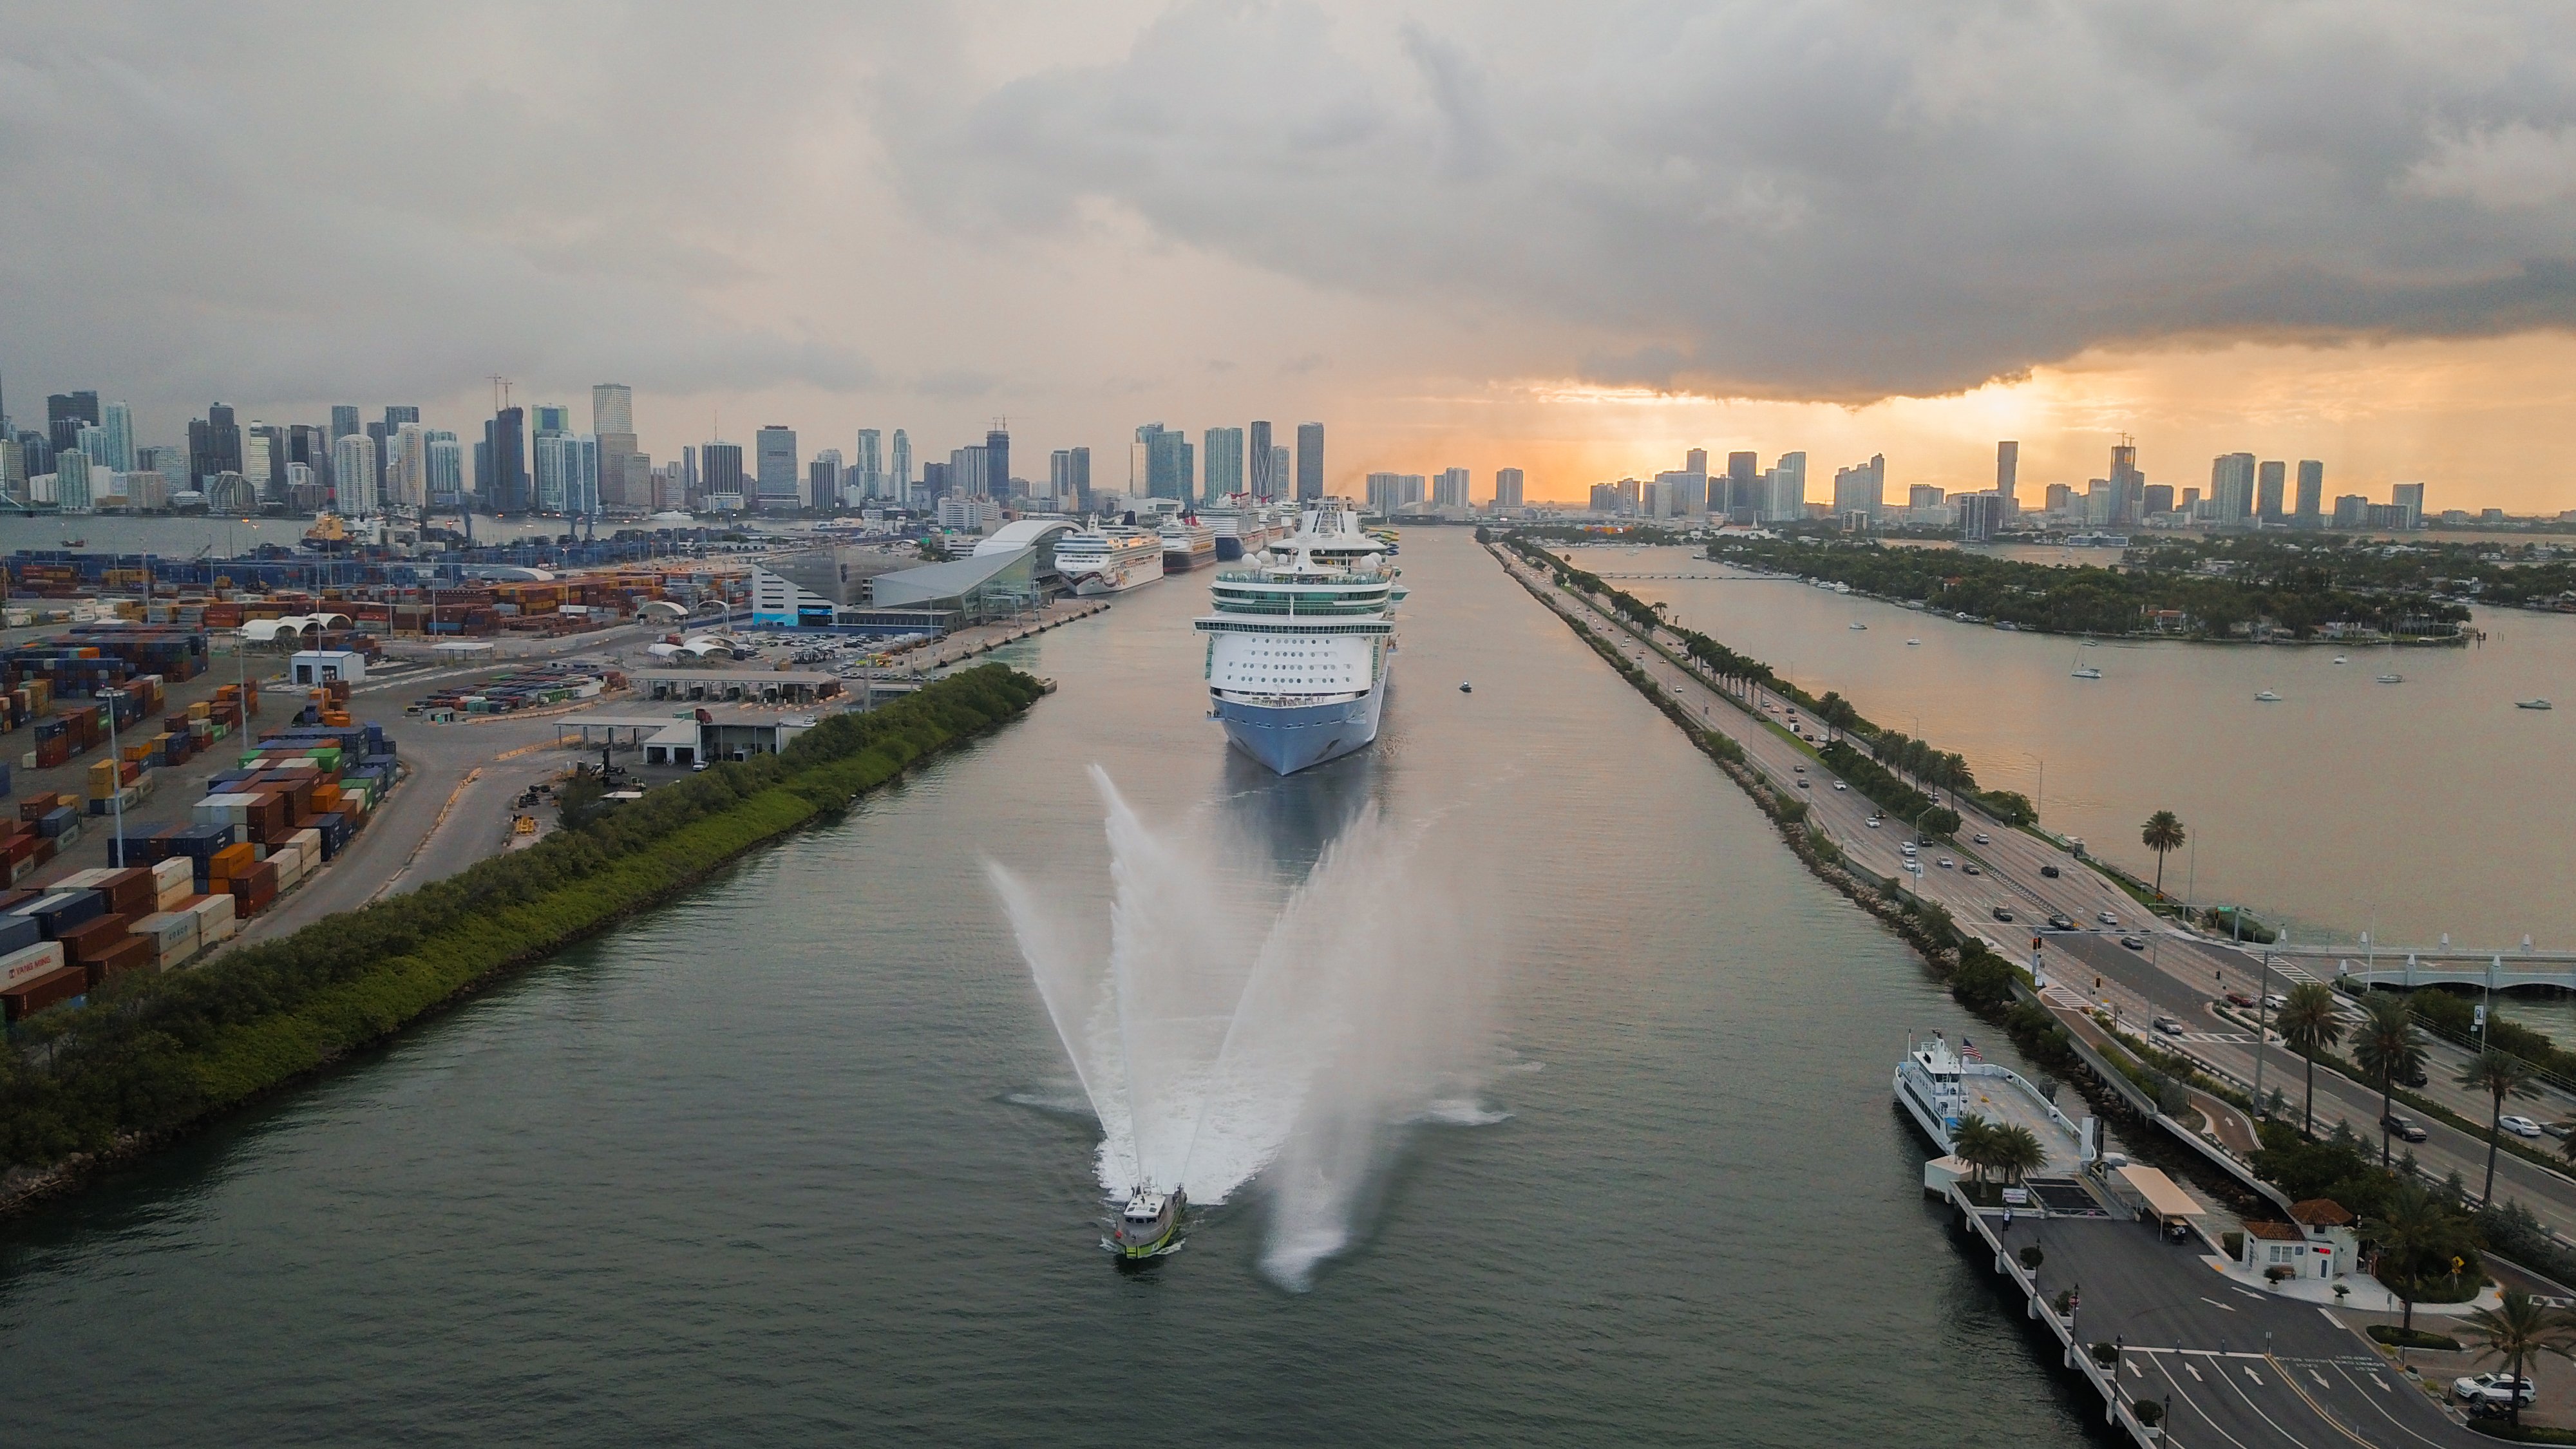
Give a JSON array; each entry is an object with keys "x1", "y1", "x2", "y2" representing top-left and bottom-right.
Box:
[
  {"x1": 2333, "y1": 655, "x2": 2349, "y2": 665},
  {"x1": 1108, "y1": 1184, "x2": 1186, "y2": 1261},
  {"x1": 2376, "y1": 674, "x2": 2403, "y2": 685},
  {"x1": 2071, "y1": 666, "x2": 2102, "y2": 680},
  {"x1": 1849, "y1": 621, "x2": 1868, "y2": 630},
  {"x1": 2518, "y1": 698, "x2": 2554, "y2": 711},
  {"x1": 1906, "y1": 638, "x2": 1921, "y2": 646},
  {"x1": 2255, "y1": 690, "x2": 2282, "y2": 702},
  {"x1": 1459, "y1": 681, "x2": 1472, "y2": 694}
]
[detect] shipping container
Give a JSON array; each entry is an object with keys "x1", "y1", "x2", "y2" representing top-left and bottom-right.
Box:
[
  {"x1": 13, "y1": 889, "x2": 104, "y2": 937},
  {"x1": 1, "y1": 963, "x2": 85, "y2": 1021}
]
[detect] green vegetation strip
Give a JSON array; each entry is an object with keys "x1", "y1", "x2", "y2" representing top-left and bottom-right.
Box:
[{"x1": 0, "y1": 665, "x2": 1048, "y2": 1182}]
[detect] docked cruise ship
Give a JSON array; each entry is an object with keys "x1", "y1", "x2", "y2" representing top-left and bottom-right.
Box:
[
  {"x1": 1202, "y1": 497, "x2": 1283, "y2": 561},
  {"x1": 1193, "y1": 500, "x2": 1405, "y2": 775},
  {"x1": 1055, "y1": 525, "x2": 1166, "y2": 596},
  {"x1": 1159, "y1": 516, "x2": 1219, "y2": 572}
]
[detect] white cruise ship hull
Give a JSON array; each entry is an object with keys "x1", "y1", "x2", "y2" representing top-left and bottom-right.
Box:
[
  {"x1": 1067, "y1": 554, "x2": 1165, "y2": 596},
  {"x1": 1215, "y1": 677, "x2": 1388, "y2": 775}
]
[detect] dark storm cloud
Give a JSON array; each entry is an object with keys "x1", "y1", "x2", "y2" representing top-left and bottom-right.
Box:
[{"x1": 888, "y1": 0, "x2": 2576, "y2": 400}]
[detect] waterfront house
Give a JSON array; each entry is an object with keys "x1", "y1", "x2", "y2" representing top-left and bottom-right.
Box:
[{"x1": 2289, "y1": 1198, "x2": 2360, "y2": 1277}]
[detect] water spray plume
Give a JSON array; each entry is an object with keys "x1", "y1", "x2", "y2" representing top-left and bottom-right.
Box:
[{"x1": 992, "y1": 766, "x2": 1496, "y2": 1288}]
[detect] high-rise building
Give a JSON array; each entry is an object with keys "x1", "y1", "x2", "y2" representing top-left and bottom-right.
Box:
[
  {"x1": 330, "y1": 404, "x2": 361, "y2": 442},
  {"x1": 188, "y1": 403, "x2": 242, "y2": 488},
  {"x1": 702, "y1": 441, "x2": 745, "y2": 500},
  {"x1": 1909, "y1": 484, "x2": 1947, "y2": 511},
  {"x1": 1204, "y1": 426, "x2": 1244, "y2": 501},
  {"x1": 2108, "y1": 442, "x2": 2142, "y2": 527},
  {"x1": 424, "y1": 430, "x2": 462, "y2": 504},
  {"x1": 2045, "y1": 482, "x2": 2074, "y2": 514},
  {"x1": 591, "y1": 384, "x2": 632, "y2": 435},
  {"x1": 135, "y1": 444, "x2": 183, "y2": 501},
  {"x1": 1995, "y1": 440, "x2": 2019, "y2": 515},
  {"x1": 2295, "y1": 460, "x2": 2324, "y2": 527},
  {"x1": 534, "y1": 431, "x2": 580, "y2": 512},
  {"x1": 1725, "y1": 451, "x2": 1758, "y2": 520},
  {"x1": 950, "y1": 445, "x2": 990, "y2": 499},
  {"x1": 2210, "y1": 453, "x2": 2255, "y2": 526},
  {"x1": 755, "y1": 426, "x2": 799, "y2": 507},
  {"x1": 47, "y1": 391, "x2": 99, "y2": 457},
  {"x1": 531, "y1": 404, "x2": 571, "y2": 437},
  {"x1": 2333, "y1": 493, "x2": 2371, "y2": 528},
  {"x1": 1766, "y1": 452, "x2": 1808, "y2": 521},
  {"x1": 985, "y1": 426, "x2": 1011, "y2": 500},
  {"x1": 1365, "y1": 473, "x2": 1403, "y2": 513},
  {"x1": 77, "y1": 424, "x2": 109, "y2": 469},
  {"x1": 1493, "y1": 468, "x2": 1524, "y2": 509},
  {"x1": 1686, "y1": 447, "x2": 1709, "y2": 476},
  {"x1": 244, "y1": 424, "x2": 286, "y2": 503},
  {"x1": 1434, "y1": 466, "x2": 1471, "y2": 507},
  {"x1": 854, "y1": 429, "x2": 884, "y2": 498},
  {"x1": 592, "y1": 384, "x2": 637, "y2": 497},
  {"x1": 1270, "y1": 445, "x2": 1289, "y2": 495},
  {"x1": 482, "y1": 406, "x2": 527, "y2": 513},
  {"x1": 1131, "y1": 422, "x2": 1164, "y2": 494},
  {"x1": 1654, "y1": 470, "x2": 1701, "y2": 515},
  {"x1": 99, "y1": 401, "x2": 134, "y2": 471},
  {"x1": 0, "y1": 438, "x2": 23, "y2": 501},
  {"x1": 1830, "y1": 454, "x2": 1886, "y2": 518},
  {"x1": 1144, "y1": 429, "x2": 1193, "y2": 502},
  {"x1": 810, "y1": 449, "x2": 843, "y2": 511},
  {"x1": 2256, "y1": 460, "x2": 2286, "y2": 523},
  {"x1": 332, "y1": 432, "x2": 377, "y2": 515},
  {"x1": 2144, "y1": 484, "x2": 2175, "y2": 516},
  {"x1": 1296, "y1": 422, "x2": 1324, "y2": 500},
  {"x1": 1956, "y1": 493, "x2": 2003, "y2": 543},
  {"x1": 1248, "y1": 421, "x2": 1274, "y2": 495},
  {"x1": 889, "y1": 430, "x2": 912, "y2": 498},
  {"x1": 388, "y1": 423, "x2": 427, "y2": 509},
  {"x1": 55, "y1": 450, "x2": 93, "y2": 511},
  {"x1": 2390, "y1": 482, "x2": 2425, "y2": 529}
]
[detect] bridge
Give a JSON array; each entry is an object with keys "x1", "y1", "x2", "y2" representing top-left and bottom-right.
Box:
[{"x1": 2305, "y1": 947, "x2": 2576, "y2": 994}]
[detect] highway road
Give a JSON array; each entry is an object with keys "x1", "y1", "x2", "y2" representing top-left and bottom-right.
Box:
[{"x1": 1499, "y1": 544, "x2": 2576, "y2": 1238}]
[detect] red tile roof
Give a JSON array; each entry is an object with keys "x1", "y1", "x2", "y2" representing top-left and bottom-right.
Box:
[{"x1": 2289, "y1": 1198, "x2": 2355, "y2": 1226}]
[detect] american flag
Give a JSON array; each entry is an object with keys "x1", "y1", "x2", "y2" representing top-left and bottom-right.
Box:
[{"x1": 1960, "y1": 1038, "x2": 1985, "y2": 1063}]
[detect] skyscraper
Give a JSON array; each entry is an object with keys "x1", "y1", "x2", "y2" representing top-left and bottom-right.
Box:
[
  {"x1": 755, "y1": 426, "x2": 799, "y2": 508},
  {"x1": 2108, "y1": 442, "x2": 2141, "y2": 527},
  {"x1": 243, "y1": 424, "x2": 281, "y2": 503},
  {"x1": 333, "y1": 431, "x2": 377, "y2": 515},
  {"x1": 1493, "y1": 468, "x2": 1524, "y2": 508},
  {"x1": 810, "y1": 449, "x2": 843, "y2": 511},
  {"x1": 1727, "y1": 451, "x2": 1759, "y2": 520},
  {"x1": 1830, "y1": 455, "x2": 1885, "y2": 518},
  {"x1": 703, "y1": 441, "x2": 746, "y2": 500},
  {"x1": 2294, "y1": 460, "x2": 2323, "y2": 528},
  {"x1": 77, "y1": 424, "x2": 109, "y2": 469},
  {"x1": 1271, "y1": 445, "x2": 1289, "y2": 494},
  {"x1": 1132, "y1": 422, "x2": 1165, "y2": 494},
  {"x1": 1767, "y1": 453, "x2": 1808, "y2": 521},
  {"x1": 1248, "y1": 421, "x2": 1274, "y2": 495},
  {"x1": 1995, "y1": 440, "x2": 2019, "y2": 515},
  {"x1": 1434, "y1": 466, "x2": 1471, "y2": 507},
  {"x1": 855, "y1": 429, "x2": 884, "y2": 498},
  {"x1": 2390, "y1": 481, "x2": 2425, "y2": 528},
  {"x1": 985, "y1": 426, "x2": 1011, "y2": 500},
  {"x1": 330, "y1": 404, "x2": 361, "y2": 442},
  {"x1": 1204, "y1": 426, "x2": 1244, "y2": 500},
  {"x1": 2210, "y1": 452, "x2": 2256, "y2": 526},
  {"x1": 99, "y1": 401, "x2": 134, "y2": 471},
  {"x1": 532, "y1": 404, "x2": 571, "y2": 436},
  {"x1": 591, "y1": 384, "x2": 632, "y2": 435},
  {"x1": 950, "y1": 445, "x2": 989, "y2": 498},
  {"x1": 2257, "y1": 460, "x2": 2286, "y2": 523},
  {"x1": 47, "y1": 391, "x2": 98, "y2": 457},
  {"x1": 189, "y1": 403, "x2": 241, "y2": 488},
  {"x1": 593, "y1": 384, "x2": 637, "y2": 500},
  {"x1": 482, "y1": 406, "x2": 527, "y2": 513},
  {"x1": 889, "y1": 430, "x2": 912, "y2": 498},
  {"x1": 1296, "y1": 422, "x2": 1324, "y2": 500},
  {"x1": 424, "y1": 430, "x2": 462, "y2": 504},
  {"x1": 1147, "y1": 428, "x2": 1193, "y2": 501}
]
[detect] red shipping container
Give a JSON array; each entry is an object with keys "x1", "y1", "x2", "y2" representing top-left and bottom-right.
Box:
[
  {"x1": 96, "y1": 867, "x2": 154, "y2": 916},
  {"x1": 1, "y1": 963, "x2": 85, "y2": 1021},
  {"x1": 81, "y1": 935, "x2": 154, "y2": 987},
  {"x1": 58, "y1": 916, "x2": 129, "y2": 963}
]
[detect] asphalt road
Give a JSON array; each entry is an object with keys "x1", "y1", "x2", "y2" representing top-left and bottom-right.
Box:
[{"x1": 1501, "y1": 545, "x2": 2576, "y2": 1236}]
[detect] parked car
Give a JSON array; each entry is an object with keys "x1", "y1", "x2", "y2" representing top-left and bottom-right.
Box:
[
  {"x1": 1973, "y1": 833, "x2": 1991, "y2": 845},
  {"x1": 1993, "y1": 906, "x2": 2016, "y2": 923},
  {"x1": 2041, "y1": 864, "x2": 2061, "y2": 878},
  {"x1": 2383, "y1": 1113, "x2": 2430, "y2": 1143},
  {"x1": 2121, "y1": 935, "x2": 2146, "y2": 951},
  {"x1": 2154, "y1": 1017, "x2": 2186, "y2": 1036},
  {"x1": 2501, "y1": 1115, "x2": 2545, "y2": 1139},
  {"x1": 2454, "y1": 1374, "x2": 2537, "y2": 1409},
  {"x1": 2047, "y1": 913, "x2": 2076, "y2": 931}
]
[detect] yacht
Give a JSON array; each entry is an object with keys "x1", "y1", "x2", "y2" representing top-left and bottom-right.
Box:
[
  {"x1": 1905, "y1": 638, "x2": 1920, "y2": 646},
  {"x1": 2376, "y1": 673, "x2": 2403, "y2": 685},
  {"x1": 2070, "y1": 665, "x2": 2102, "y2": 680},
  {"x1": 1055, "y1": 525, "x2": 1166, "y2": 596},
  {"x1": 2519, "y1": 698, "x2": 2555, "y2": 711},
  {"x1": 2333, "y1": 655, "x2": 2349, "y2": 665},
  {"x1": 2256, "y1": 690, "x2": 2282, "y2": 702},
  {"x1": 1849, "y1": 621, "x2": 1868, "y2": 630},
  {"x1": 1159, "y1": 516, "x2": 1219, "y2": 573},
  {"x1": 1194, "y1": 499, "x2": 1404, "y2": 775}
]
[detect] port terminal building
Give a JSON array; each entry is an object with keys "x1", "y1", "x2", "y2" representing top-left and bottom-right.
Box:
[{"x1": 746, "y1": 544, "x2": 1043, "y2": 633}]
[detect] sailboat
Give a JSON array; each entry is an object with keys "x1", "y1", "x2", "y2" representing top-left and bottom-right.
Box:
[{"x1": 2069, "y1": 647, "x2": 2101, "y2": 681}]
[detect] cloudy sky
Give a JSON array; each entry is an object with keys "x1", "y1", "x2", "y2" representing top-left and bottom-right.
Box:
[{"x1": 7, "y1": 0, "x2": 2576, "y2": 509}]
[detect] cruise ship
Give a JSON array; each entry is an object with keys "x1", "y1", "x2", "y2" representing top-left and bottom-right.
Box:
[
  {"x1": 1194, "y1": 500, "x2": 1405, "y2": 774},
  {"x1": 1055, "y1": 525, "x2": 1166, "y2": 596},
  {"x1": 1202, "y1": 497, "x2": 1283, "y2": 561},
  {"x1": 1159, "y1": 516, "x2": 1220, "y2": 572}
]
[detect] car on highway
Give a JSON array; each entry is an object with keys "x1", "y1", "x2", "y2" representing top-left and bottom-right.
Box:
[
  {"x1": 1866, "y1": 818, "x2": 1881, "y2": 829},
  {"x1": 2225, "y1": 991, "x2": 2257, "y2": 1008},
  {"x1": 1797, "y1": 778, "x2": 1811, "y2": 788},
  {"x1": 2501, "y1": 1115, "x2": 2545, "y2": 1139},
  {"x1": 1992, "y1": 906, "x2": 2015, "y2": 923},
  {"x1": 2383, "y1": 1113, "x2": 2429, "y2": 1143},
  {"x1": 1937, "y1": 857, "x2": 1955, "y2": 869},
  {"x1": 2041, "y1": 864, "x2": 2061, "y2": 878},
  {"x1": 1832, "y1": 782, "x2": 1848, "y2": 791},
  {"x1": 2047, "y1": 913, "x2": 2076, "y2": 931},
  {"x1": 1794, "y1": 764, "x2": 1806, "y2": 773},
  {"x1": 2120, "y1": 935, "x2": 2146, "y2": 950},
  {"x1": 2265, "y1": 992, "x2": 2287, "y2": 1010},
  {"x1": 2454, "y1": 1374, "x2": 2537, "y2": 1409},
  {"x1": 2153, "y1": 1017, "x2": 2186, "y2": 1036},
  {"x1": 1961, "y1": 864, "x2": 1982, "y2": 876},
  {"x1": 1973, "y1": 833, "x2": 1990, "y2": 845}
]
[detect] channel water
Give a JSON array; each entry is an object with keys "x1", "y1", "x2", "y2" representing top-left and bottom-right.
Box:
[{"x1": 0, "y1": 530, "x2": 2088, "y2": 1446}]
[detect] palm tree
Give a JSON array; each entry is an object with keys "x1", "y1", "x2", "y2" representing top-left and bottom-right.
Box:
[
  {"x1": 1991, "y1": 1124, "x2": 2047, "y2": 1185},
  {"x1": 1951, "y1": 1114, "x2": 1997, "y2": 1184},
  {"x1": 2277, "y1": 981, "x2": 2345, "y2": 1138},
  {"x1": 2361, "y1": 1181, "x2": 2449, "y2": 1339},
  {"x1": 2457, "y1": 1287, "x2": 2576, "y2": 1432},
  {"x1": 2352, "y1": 992, "x2": 2428, "y2": 1168},
  {"x1": 2140, "y1": 811, "x2": 2186, "y2": 898},
  {"x1": 2460, "y1": 1048, "x2": 2543, "y2": 1204}
]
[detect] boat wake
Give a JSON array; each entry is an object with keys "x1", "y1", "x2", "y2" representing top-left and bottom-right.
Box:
[{"x1": 990, "y1": 766, "x2": 1493, "y2": 1289}]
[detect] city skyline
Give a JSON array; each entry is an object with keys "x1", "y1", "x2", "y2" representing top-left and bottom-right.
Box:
[{"x1": 5, "y1": 8, "x2": 2576, "y2": 514}]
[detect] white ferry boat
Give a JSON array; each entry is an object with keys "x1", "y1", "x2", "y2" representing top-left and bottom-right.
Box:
[
  {"x1": 1159, "y1": 517, "x2": 1219, "y2": 573},
  {"x1": 1193, "y1": 499, "x2": 1405, "y2": 774},
  {"x1": 1893, "y1": 1033, "x2": 2088, "y2": 1174},
  {"x1": 1056, "y1": 526, "x2": 1166, "y2": 596}
]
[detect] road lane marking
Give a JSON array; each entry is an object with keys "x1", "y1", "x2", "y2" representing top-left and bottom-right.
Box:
[
  {"x1": 2311, "y1": 1368, "x2": 2331, "y2": 1388},
  {"x1": 2200, "y1": 1296, "x2": 2238, "y2": 1311},
  {"x1": 2154, "y1": 1356, "x2": 2254, "y2": 1449},
  {"x1": 2185, "y1": 1360, "x2": 2204, "y2": 1381},
  {"x1": 2242, "y1": 1366, "x2": 2262, "y2": 1385},
  {"x1": 2328, "y1": 1362, "x2": 2454, "y2": 1449}
]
